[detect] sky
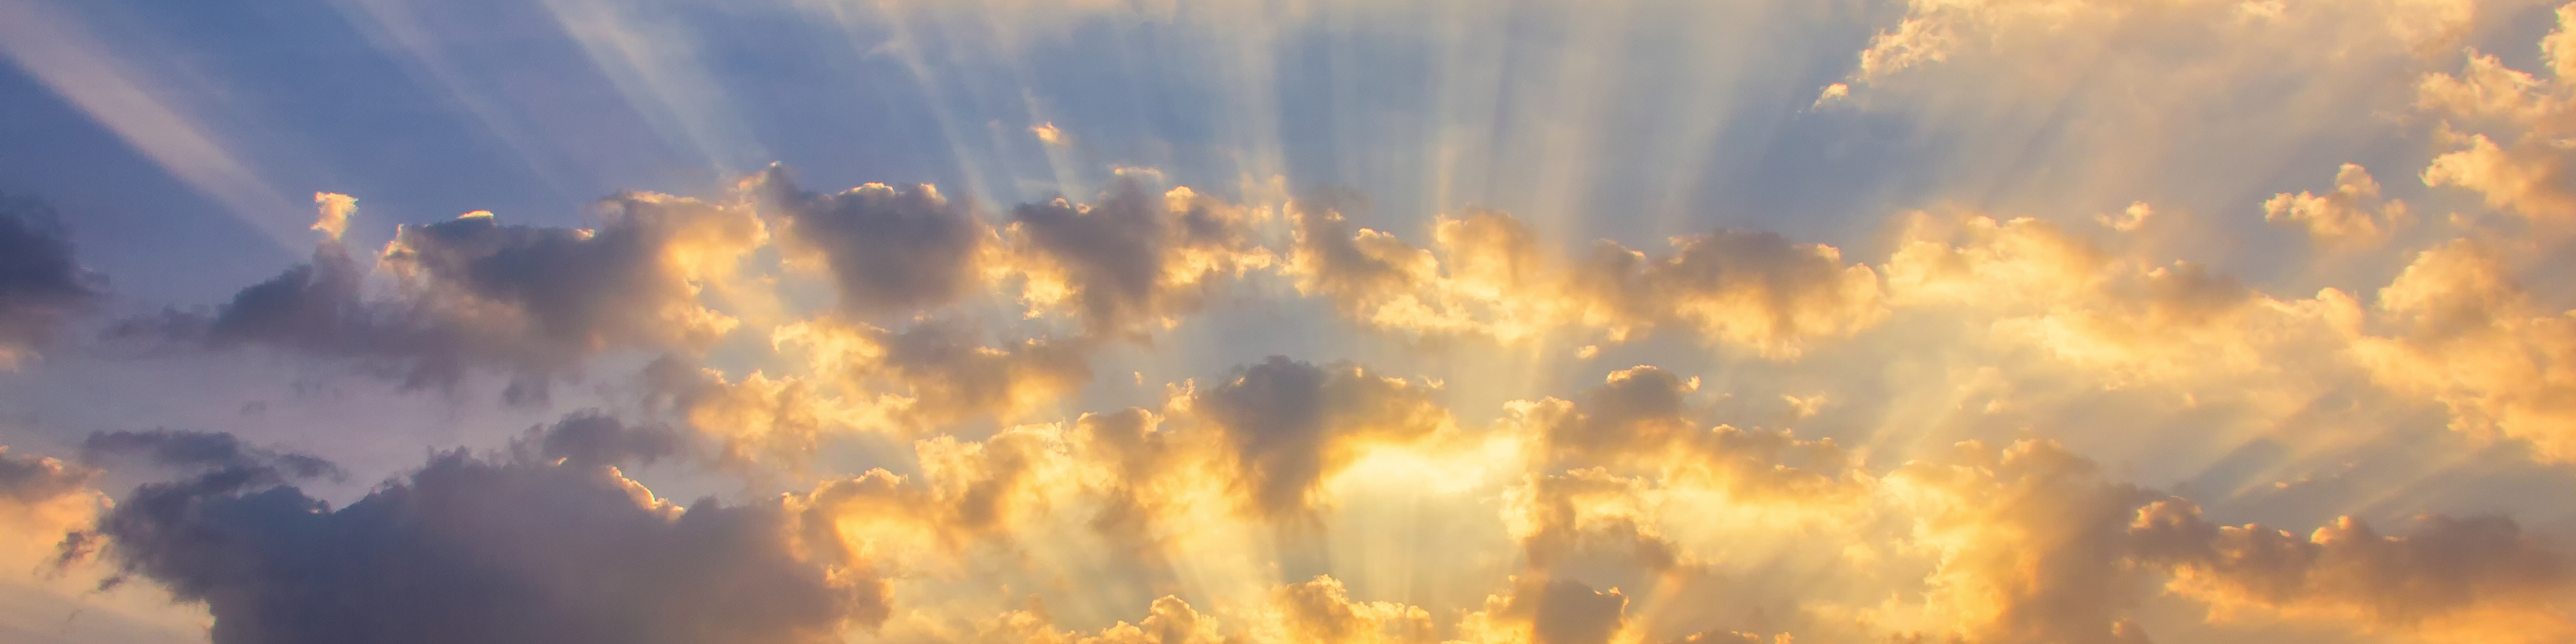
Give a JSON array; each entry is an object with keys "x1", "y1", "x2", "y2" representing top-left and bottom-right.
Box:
[{"x1": 3, "y1": 0, "x2": 2576, "y2": 643}]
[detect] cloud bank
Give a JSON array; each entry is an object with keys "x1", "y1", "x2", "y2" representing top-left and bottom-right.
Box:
[{"x1": 15, "y1": 1, "x2": 2576, "y2": 644}]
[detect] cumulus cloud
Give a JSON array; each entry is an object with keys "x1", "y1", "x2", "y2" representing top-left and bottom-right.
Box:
[
  {"x1": 2420, "y1": 4, "x2": 2576, "y2": 223},
  {"x1": 66, "y1": 171, "x2": 2576, "y2": 644},
  {"x1": 0, "y1": 195, "x2": 101, "y2": 368},
  {"x1": 44, "y1": 356, "x2": 2576, "y2": 644},
  {"x1": 309, "y1": 193, "x2": 354, "y2": 241},
  {"x1": 2133, "y1": 499, "x2": 2574, "y2": 641},
  {"x1": 1179, "y1": 356, "x2": 1452, "y2": 519},
  {"x1": 1285, "y1": 201, "x2": 1452, "y2": 327},
  {"x1": 2423, "y1": 131, "x2": 2576, "y2": 221},
  {"x1": 133, "y1": 190, "x2": 759, "y2": 390},
  {"x1": 645, "y1": 357, "x2": 849, "y2": 469},
  {"x1": 35, "y1": 2, "x2": 2576, "y2": 643},
  {"x1": 964, "y1": 594, "x2": 1226, "y2": 644},
  {"x1": 2349, "y1": 239, "x2": 2576, "y2": 460},
  {"x1": 1267, "y1": 575, "x2": 1438, "y2": 644},
  {"x1": 1503, "y1": 469, "x2": 1686, "y2": 574},
  {"x1": 1086, "y1": 596, "x2": 1226, "y2": 644},
  {"x1": 767, "y1": 317, "x2": 1095, "y2": 431},
  {"x1": 647, "y1": 356, "x2": 1462, "y2": 589},
  {"x1": 2264, "y1": 163, "x2": 2410, "y2": 246},
  {"x1": 1287, "y1": 204, "x2": 1884, "y2": 356},
  {"x1": 1004, "y1": 181, "x2": 1272, "y2": 339},
  {"x1": 68, "y1": 428, "x2": 888, "y2": 644},
  {"x1": 1565, "y1": 230, "x2": 1886, "y2": 358},
  {"x1": 1510, "y1": 366, "x2": 1850, "y2": 499},
  {"x1": 2400, "y1": 2, "x2": 2576, "y2": 225},
  {"x1": 1878, "y1": 212, "x2": 2363, "y2": 390},
  {"x1": 756, "y1": 408, "x2": 1171, "y2": 578},
  {"x1": 755, "y1": 167, "x2": 988, "y2": 317},
  {"x1": 1882, "y1": 440, "x2": 2162, "y2": 644}
]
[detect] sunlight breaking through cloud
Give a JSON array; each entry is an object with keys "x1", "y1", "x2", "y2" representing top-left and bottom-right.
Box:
[{"x1": 5, "y1": 1, "x2": 2576, "y2": 643}]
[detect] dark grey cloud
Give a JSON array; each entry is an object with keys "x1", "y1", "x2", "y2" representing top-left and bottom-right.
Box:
[
  {"x1": 1008, "y1": 180, "x2": 1265, "y2": 338},
  {"x1": 756, "y1": 168, "x2": 985, "y2": 317},
  {"x1": 80, "y1": 428, "x2": 342, "y2": 484},
  {"x1": 202, "y1": 245, "x2": 373, "y2": 351},
  {"x1": 69, "y1": 430, "x2": 885, "y2": 644},
  {"x1": 513, "y1": 411, "x2": 688, "y2": 469},
  {"x1": 0, "y1": 195, "x2": 102, "y2": 361},
  {"x1": 1189, "y1": 356, "x2": 1448, "y2": 519},
  {"x1": 125, "y1": 193, "x2": 747, "y2": 389}
]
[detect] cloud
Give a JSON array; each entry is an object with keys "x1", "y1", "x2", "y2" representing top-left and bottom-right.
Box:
[
  {"x1": 48, "y1": 354, "x2": 2576, "y2": 644},
  {"x1": 913, "y1": 424, "x2": 1070, "y2": 535},
  {"x1": 79, "y1": 428, "x2": 342, "y2": 483},
  {"x1": 309, "y1": 193, "x2": 355, "y2": 241},
  {"x1": 0, "y1": 446, "x2": 102, "y2": 572},
  {"x1": 1285, "y1": 200, "x2": 1452, "y2": 330},
  {"x1": 1503, "y1": 469, "x2": 1686, "y2": 574},
  {"x1": 1004, "y1": 181, "x2": 1273, "y2": 339},
  {"x1": 0, "y1": 195, "x2": 101, "y2": 368},
  {"x1": 513, "y1": 411, "x2": 689, "y2": 469},
  {"x1": 645, "y1": 359, "x2": 853, "y2": 469},
  {"x1": 964, "y1": 594, "x2": 1227, "y2": 644},
  {"x1": 1880, "y1": 212, "x2": 2359, "y2": 389},
  {"x1": 71, "y1": 429, "x2": 888, "y2": 644},
  {"x1": 1085, "y1": 596, "x2": 1226, "y2": 644},
  {"x1": 2133, "y1": 499, "x2": 2574, "y2": 641},
  {"x1": 2263, "y1": 164, "x2": 2410, "y2": 246},
  {"x1": 1179, "y1": 356, "x2": 1452, "y2": 519},
  {"x1": 1512, "y1": 366, "x2": 1851, "y2": 499},
  {"x1": 2423, "y1": 131, "x2": 2576, "y2": 221},
  {"x1": 769, "y1": 317, "x2": 1095, "y2": 432},
  {"x1": 1882, "y1": 440, "x2": 2162, "y2": 644},
  {"x1": 1456, "y1": 576, "x2": 1630, "y2": 644},
  {"x1": 2420, "y1": 5, "x2": 2576, "y2": 223},
  {"x1": 1842, "y1": 437, "x2": 2576, "y2": 644},
  {"x1": 2349, "y1": 239, "x2": 2576, "y2": 460},
  {"x1": 374, "y1": 192, "x2": 755, "y2": 360},
  {"x1": 1524, "y1": 366, "x2": 1700, "y2": 466},
  {"x1": 1267, "y1": 575, "x2": 1437, "y2": 644},
  {"x1": 1287, "y1": 204, "x2": 1884, "y2": 356},
  {"x1": 1566, "y1": 231, "x2": 1886, "y2": 359},
  {"x1": 34, "y1": 2, "x2": 2576, "y2": 643},
  {"x1": 1845, "y1": 0, "x2": 2475, "y2": 94},
  {"x1": 0, "y1": 447, "x2": 92, "y2": 506},
  {"x1": 131, "y1": 190, "x2": 757, "y2": 390},
  {"x1": 755, "y1": 167, "x2": 988, "y2": 317}
]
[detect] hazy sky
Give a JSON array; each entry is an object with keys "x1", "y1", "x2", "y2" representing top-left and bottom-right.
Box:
[{"x1": 5, "y1": 1, "x2": 2576, "y2": 643}]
